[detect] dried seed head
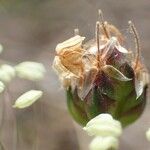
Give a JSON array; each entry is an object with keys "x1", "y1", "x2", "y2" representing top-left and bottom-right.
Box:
[{"x1": 52, "y1": 11, "x2": 148, "y2": 127}]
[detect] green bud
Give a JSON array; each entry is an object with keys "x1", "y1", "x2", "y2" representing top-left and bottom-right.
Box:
[{"x1": 13, "y1": 90, "x2": 43, "y2": 109}]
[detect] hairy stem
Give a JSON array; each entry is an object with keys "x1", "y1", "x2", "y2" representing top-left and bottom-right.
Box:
[{"x1": 98, "y1": 9, "x2": 110, "y2": 39}]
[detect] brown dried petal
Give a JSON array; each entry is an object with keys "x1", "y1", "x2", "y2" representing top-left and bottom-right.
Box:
[
  {"x1": 56, "y1": 35, "x2": 85, "y2": 53},
  {"x1": 52, "y1": 56, "x2": 78, "y2": 88}
]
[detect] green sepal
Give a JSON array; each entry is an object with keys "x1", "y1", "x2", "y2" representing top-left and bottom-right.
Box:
[
  {"x1": 84, "y1": 86, "x2": 103, "y2": 120},
  {"x1": 66, "y1": 87, "x2": 88, "y2": 126}
]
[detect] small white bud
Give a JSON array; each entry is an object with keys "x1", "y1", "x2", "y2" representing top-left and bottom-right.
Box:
[
  {"x1": 83, "y1": 113, "x2": 122, "y2": 137},
  {"x1": 0, "y1": 64, "x2": 16, "y2": 83},
  {"x1": 0, "y1": 81, "x2": 5, "y2": 93},
  {"x1": 146, "y1": 128, "x2": 150, "y2": 141},
  {"x1": 90, "y1": 136, "x2": 119, "y2": 150},
  {"x1": 13, "y1": 90, "x2": 43, "y2": 109},
  {"x1": 15, "y1": 61, "x2": 46, "y2": 81}
]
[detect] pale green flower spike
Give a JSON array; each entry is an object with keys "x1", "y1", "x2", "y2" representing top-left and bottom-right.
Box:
[
  {"x1": 15, "y1": 61, "x2": 46, "y2": 81},
  {"x1": 146, "y1": 128, "x2": 150, "y2": 141},
  {"x1": 13, "y1": 90, "x2": 43, "y2": 109},
  {"x1": 0, "y1": 64, "x2": 16, "y2": 83},
  {"x1": 0, "y1": 44, "x2": 3, "y2": 54},
  {"x1": 90, "y1": 136, "x2": 119, "y2": 150},
  {"x1": 0, "y1": 81, "x2": 5, "y2": 93},
  {"x1": 83, "y1": 114, "x2": 122, "y2": 137}
]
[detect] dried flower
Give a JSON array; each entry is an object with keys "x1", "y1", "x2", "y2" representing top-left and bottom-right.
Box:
[
  {"x1": 89, "y1": 136, "x2": 119, "y2": 150},
  {"x1": 13, "y1": 90, "x2": 43, "y2": 108},
  {"x1": 52, "y1": 35, "x2": 85, "y2": 88},
  {"x1": 52, "y1": 11, "x2": 149, "y2": 127},
  {"x1": 15, "y1": 61, "x2": 46, "y2": 81}
]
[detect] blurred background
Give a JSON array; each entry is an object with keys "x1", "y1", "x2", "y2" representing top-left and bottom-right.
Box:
[{"x1": 0, "y1": 0, "x2": 150, "y2": 150}]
